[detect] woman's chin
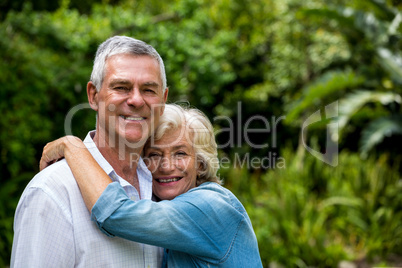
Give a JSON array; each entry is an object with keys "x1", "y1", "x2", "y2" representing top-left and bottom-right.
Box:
[{"x1": 154, "y1": 190, "x2": 178, "y2": 201}]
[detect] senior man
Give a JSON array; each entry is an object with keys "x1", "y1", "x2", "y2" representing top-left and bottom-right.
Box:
[{"x1": 11, "y1": 36, "x2": 168, "y2": 267}]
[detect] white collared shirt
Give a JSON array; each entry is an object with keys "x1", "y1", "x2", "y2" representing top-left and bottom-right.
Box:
[{"x1": 11, "y1": 131, "x2": 163, "y2": 268}]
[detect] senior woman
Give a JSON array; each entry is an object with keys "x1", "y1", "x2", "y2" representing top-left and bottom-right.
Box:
[{"x1": 40, "y1": 104, "x2": 262, "y2": 267}]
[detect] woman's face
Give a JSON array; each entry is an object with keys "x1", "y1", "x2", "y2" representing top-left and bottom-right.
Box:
[{"x1": 144, "y1": 126, "x2": 199, "y2": 200}]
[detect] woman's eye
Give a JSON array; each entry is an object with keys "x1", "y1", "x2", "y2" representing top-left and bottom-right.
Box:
[
  {"x1": 175, "y1": 151, "x2": 187, "y2": 158},
  {"x1": 147, "y1": 153, "x2": 161, "y2": 158}
]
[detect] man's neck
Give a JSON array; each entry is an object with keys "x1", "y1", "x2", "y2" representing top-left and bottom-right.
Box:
[{"x1": 93, "y1": 132, "x2": 144, "y2": 192}]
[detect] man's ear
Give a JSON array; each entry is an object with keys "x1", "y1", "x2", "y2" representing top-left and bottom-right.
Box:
[
  {"x1": 87, "y1": 82, "x2": 99, "y2": 111},
  {"x1": 160, "y1": 87, "x2": 169, "y2": 115}
]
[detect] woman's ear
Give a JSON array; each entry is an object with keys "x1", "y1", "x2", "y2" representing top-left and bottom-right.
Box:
[
  {"x1": 197, "y1": 157, "x2": 205, "y2": 176},
  {"x1": 87, "y1": 82, "x2": 99, "y2": 111}
]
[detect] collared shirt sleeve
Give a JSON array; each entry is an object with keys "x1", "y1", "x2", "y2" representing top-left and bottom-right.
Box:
[
  {"x1": 91, "y1": 182, "x2": 246, "y2": 263},
  {"x1": 11, "y1": 187, "x2": 75, "y2": 267}
]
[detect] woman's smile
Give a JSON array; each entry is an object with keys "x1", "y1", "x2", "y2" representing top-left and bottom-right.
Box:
[{"x1": 144, "y1": 126, "x2": 199, "y2": 200}]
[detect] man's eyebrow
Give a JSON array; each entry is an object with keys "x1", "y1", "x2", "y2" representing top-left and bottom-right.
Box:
[
  {"x1": 108, "y1": 80, "x2": 160, "y2": 88},
  {"x1": 143, "y1": 81, "x2": 160, "y2": 88},
  {"x1": 109, "y1": 79, "x2": 131, "y2": 87}
]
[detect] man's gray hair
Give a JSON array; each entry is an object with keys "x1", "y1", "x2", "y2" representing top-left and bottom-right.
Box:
[{"x1": 90, "y1": 36, "x2": 167, "y2": 92}]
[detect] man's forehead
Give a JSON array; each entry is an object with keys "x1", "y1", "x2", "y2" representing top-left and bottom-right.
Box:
[
  {"x1": 106, "y1": 53, "x2": 159, "y2": 65},
  {"x1": 104, "y1": 54, "x2": 163, "y2": 87}
]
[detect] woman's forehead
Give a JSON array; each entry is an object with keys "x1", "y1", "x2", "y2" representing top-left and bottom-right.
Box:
[{"x1": 146, "y1": 126, "x2": 195, "y2": 150}]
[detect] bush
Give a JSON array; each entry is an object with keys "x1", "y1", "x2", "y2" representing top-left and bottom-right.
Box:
[{"x1": 221, "y1": 148, "x2": 402, "y2": 267}]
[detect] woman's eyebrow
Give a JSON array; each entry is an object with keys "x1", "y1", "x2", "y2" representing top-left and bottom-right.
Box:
[
  {"x1": 172, "y1": 144, "x2": 188, "y2": 150},
  {"x1": 146, "y1": 144, "x2": 188, "y2": 150}
]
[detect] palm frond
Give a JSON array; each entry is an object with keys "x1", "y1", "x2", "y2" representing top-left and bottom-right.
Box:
[
  {"x1": 377, "y1": 47, "x2": 402, "y2": 85},
  {"x1": 286, "y1": 70, "x2": 364, "y2": 124},
  {"x1": 360, "y1": 115, "x2": 402, "y2": 158},
  {"x1": 333, "y1": 90, "x2": 402, "y2": 137}
]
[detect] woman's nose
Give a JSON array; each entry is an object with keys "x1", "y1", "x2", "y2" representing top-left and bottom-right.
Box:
[{"x1": 159, "y1": 156, "x2": 176, "y2": 173}]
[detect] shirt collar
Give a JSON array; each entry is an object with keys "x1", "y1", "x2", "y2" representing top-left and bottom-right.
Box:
[
  {"x1": 83, "y1": 130, "x2": 153, "y2": 185},
  {"x1": 83, "y1": 131, "x2": 115, "y2": 177},
  {"x1": 137, "y1": 155, "x2": 153, "y2": 183}
]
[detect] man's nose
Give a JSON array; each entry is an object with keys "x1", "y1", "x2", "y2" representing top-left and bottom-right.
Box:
[{"x1": 127, "y1": 88, "x2": 145, "y2": 108}]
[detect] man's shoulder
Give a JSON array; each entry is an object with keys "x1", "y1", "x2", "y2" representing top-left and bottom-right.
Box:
[
  {"x1": 24, "y1": 159, "x2": 76, "y2": 195},
  {"x1": 15, "y1": 160, "x2": 80, "y2": 221}
]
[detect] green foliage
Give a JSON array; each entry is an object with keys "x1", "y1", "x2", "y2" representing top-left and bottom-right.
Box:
[
  {"x1": 287, "y1": 0, "x2": 402, "y2": 157},
  {"x1": 377, "y1": 47, "x2": 402, "y2": 85},
  {"x1": 222, "y1": 149, "x2": 402, "y2": 267},
  {"x1": 360, "y1": 115, "x2": 402, "y2": 158},
  {"x1": 285, "y1": 70, "x2": 365, "y2": 124},
  {"x1": 336, "y1": 90, "x2": 401, "y2": 132},
  {"x1": 0, "y1": 4, "x2": 100, "y2": 180}
]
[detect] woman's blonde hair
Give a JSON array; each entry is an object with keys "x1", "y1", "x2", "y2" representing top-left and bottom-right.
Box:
[{"x1": 147, "y1": 104, "x2": 221, "y2": 186}]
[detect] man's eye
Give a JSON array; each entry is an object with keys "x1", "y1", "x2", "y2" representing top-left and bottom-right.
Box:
[
  {"x1": 115, "y1": 86, "x2": 128, "y2": 91},
  {"x1": 144, "y1": 88, "x2": 155, "y2": 93}
]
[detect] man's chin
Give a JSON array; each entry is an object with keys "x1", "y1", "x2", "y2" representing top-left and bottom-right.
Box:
[{"x1": 120, "y1": 136, "x2": 148, "y2": 148}]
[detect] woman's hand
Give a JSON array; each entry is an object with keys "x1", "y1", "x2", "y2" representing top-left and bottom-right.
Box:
[{"x1": 40, "y1": 136, "x2": 84, "y2": 171}]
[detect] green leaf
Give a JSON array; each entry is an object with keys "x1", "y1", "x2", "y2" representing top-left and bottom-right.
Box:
[
  {"x1": 360, "y1": 115, "x2": 402, "y2": 158},
  {"x1": 377, "y1": 47, "x2": 402, "y2": 85},
  {"x1": 286, "y1": 70, "x2": 364, "y2": 123},
  {"x1": 319, "y1": 196, "x2": 363, "y2": 210},
  {"x1": 334, "y1": 90, "x2": 402, "y2": 135}
]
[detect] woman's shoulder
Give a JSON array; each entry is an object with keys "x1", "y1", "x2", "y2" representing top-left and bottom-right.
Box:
[
  {"x1": 189, "y1": 182, "x2": 230, "y2": 196},
  {"x1": 182, "y1": 182, "x2": 246, "y2": 213}
]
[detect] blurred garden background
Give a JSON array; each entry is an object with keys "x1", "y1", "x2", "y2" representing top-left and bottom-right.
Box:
[{"x1": 0, "y1": 0, "x2": 401, "y2": 267}]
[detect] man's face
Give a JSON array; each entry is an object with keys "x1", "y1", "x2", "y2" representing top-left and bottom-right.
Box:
[{"x1": 89, "y1": 54, "x2": 168, "y2": 148}]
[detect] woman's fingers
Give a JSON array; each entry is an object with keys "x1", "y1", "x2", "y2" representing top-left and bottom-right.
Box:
[{"x1": 39, "y1": 136, "x2": 83, "y2": 171}]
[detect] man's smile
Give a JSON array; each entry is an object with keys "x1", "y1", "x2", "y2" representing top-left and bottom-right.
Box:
[{"x1": 119, "y1": 115, "x2": 146, "y2": 121}]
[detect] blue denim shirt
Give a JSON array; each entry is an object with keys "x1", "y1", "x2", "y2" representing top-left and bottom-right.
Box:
[{"x1": 92, "y1": 182, "x2": 263, "y2": 267}]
